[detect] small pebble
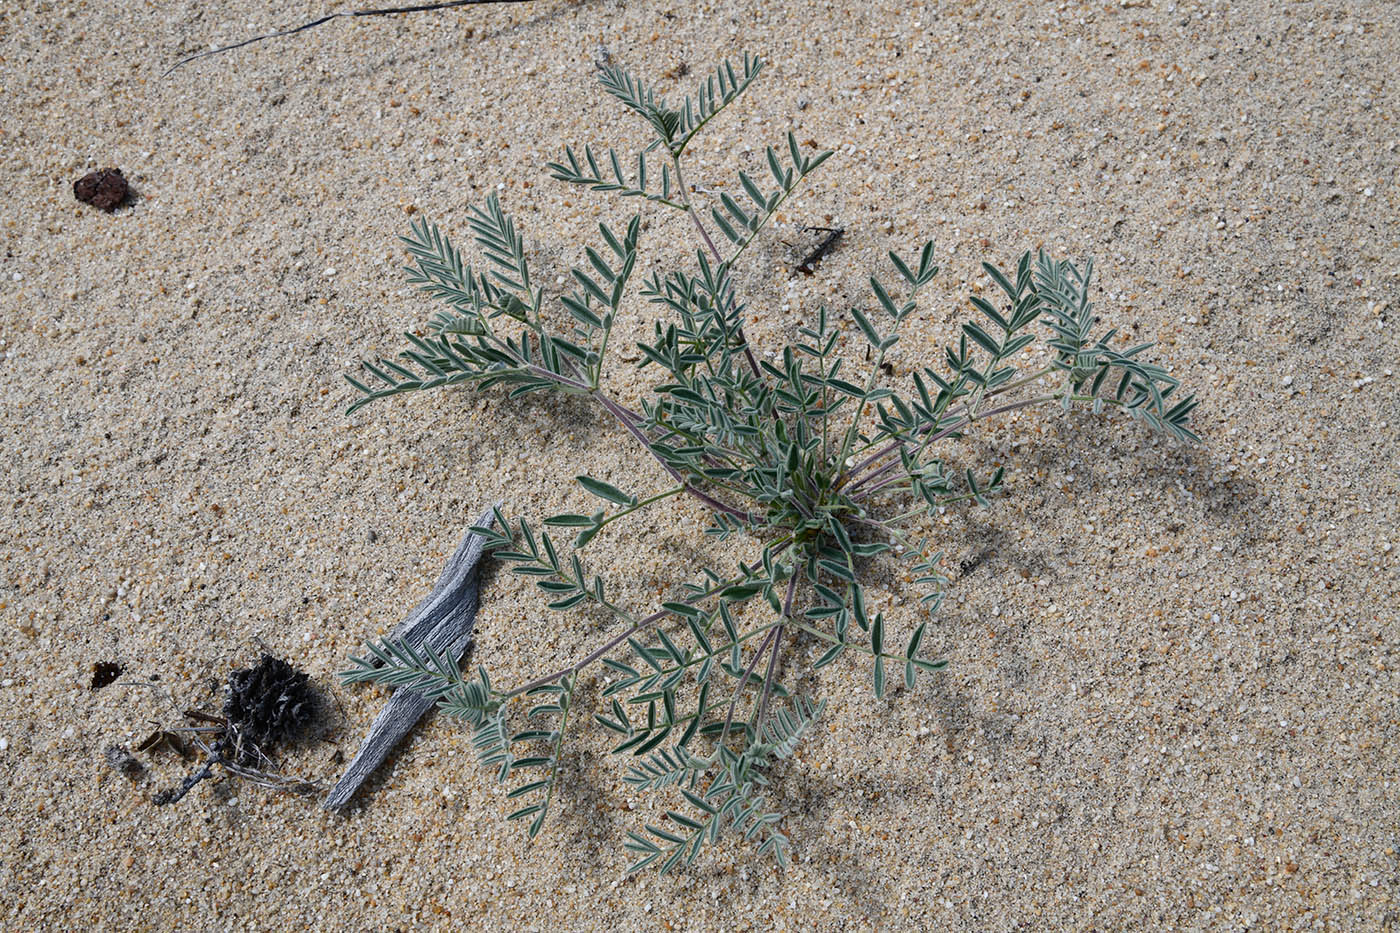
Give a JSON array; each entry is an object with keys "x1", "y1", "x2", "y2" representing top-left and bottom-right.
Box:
[{"x1": 73, "y1": 167, "x2": 130, "y2": 212}]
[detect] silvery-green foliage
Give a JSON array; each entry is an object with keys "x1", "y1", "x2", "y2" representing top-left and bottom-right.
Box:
[{"x1": 339, "y1": 53, "x2": 1199, "y2": 872}]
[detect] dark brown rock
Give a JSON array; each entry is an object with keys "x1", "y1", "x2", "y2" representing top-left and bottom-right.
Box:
[{"x1": 73, "y1": 168, "x2": 129, "y2": 212}]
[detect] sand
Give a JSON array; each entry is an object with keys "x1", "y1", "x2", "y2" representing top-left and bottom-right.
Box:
[{"x1": 1, "y1": 0, "x2": 1397, "y2": 929}]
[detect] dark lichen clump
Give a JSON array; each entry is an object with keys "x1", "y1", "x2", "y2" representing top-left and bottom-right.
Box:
[
  {"x1": 149, "y1": 654, "x2": 319, "y2": 805},
  {"x1": 223, "y1": 655, "x2": 317, "y2": 763}
]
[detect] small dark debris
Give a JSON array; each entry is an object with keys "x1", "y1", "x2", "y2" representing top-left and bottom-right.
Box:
[
  {"x1": 104, "y1": 745, "x2": 144, "y2": 778},
  {"x1": 880, "y1": 361, "x2": 895, "y2": 377},
  {"x1": 73, "y1": 168, "x2": 129, "y2": 212},
  {"x1": 366, "y1": 528, "x2": 378, "y2": 544},
  {"x1": 91, "y1": 661, "x2": 124, "y2": 690},
  {"x1": 793, "y1": 226, "x2": 844, "y2": 277},
  {"x1": 153, "y1": 760, "x2": 215, "y2": 806},
  {"x1": 153, "y1": 655, "x2": 320, "y2": 805},
  {"x1": 183, "y1": 709, "x2": 226, "y2": 727},
  {"x1": 224, "y1": 655, "x2": 316, "y2": 764},
  {"x1": 137, "y1": 729, "x2": 190, "y2": 759},
  {"x1": 959, "y1": 549, "x2": 993, "y2": 576}
]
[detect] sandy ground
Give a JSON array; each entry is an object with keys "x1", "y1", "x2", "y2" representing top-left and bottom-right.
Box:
[{"x1": 1, "y1": 0, "x2": 1397, "y2": 929}]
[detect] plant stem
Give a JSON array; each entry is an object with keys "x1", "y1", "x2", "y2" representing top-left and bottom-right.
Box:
[
  {"x1": 837, "y1": 368, "x2": 1054, "y2": 485},
  {"x1": 669, "y1": 152, "x2": 763, "y2": 379},
  {"x1": 593, "y1": 392, "x2": 750, "y2": 521},
  {"x1": 631, "y1": 617, "x2": 786, "y2": 688},
  {"x1": 535, "y1": 677, "x2": 574, "y2": 829},
  {"x1": 835, "y1": 344, "x2": 890, "y2": 477},
  {"x1": 752, "y1": 625, "x2": 784, "y2": 733},
  {"x1": 845, "y1": 456, "x2": 902, "y2": 496},
  {"x1": 596, "y1": 486, "x2": 688, "y2": 531},
  {"x1": 502, "y1": 568, "x2": 776, "y2": 700},
  {"x1": 841, "y1": 393, "x2": 1056, "y2": 492},
  {"x1": 719, "y1": 626, "x2": 779, "y2": 746},
  {"x1": 506, "y1": 340, "x2": 753, "y2": 522},
  {"x1": 753, "y1": 573, "x2": 798, "y2": 731},
  {"x1": 525, "y1": 362, "x2": 592, "y2": 393},
  {"x1": 506, "y1": 608, "x2": 669, "y2": 700},
  {"x1": 670, "y1": 153, "x2": 723, "y2": 264},
  {"x1": 785, "y1": 617, "x2": 923, "y2": 664}
]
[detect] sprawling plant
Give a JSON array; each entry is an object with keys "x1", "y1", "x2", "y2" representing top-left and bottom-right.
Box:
[{"x1": 339, "y1": 53, "x2": 1199, "y2": 873}]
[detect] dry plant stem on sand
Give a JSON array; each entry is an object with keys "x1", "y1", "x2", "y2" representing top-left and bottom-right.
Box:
[
  {"x1": 338, "y1": 52, "x2": 1200, "y2": 873},
  {"x1": 162, "y1": 0, "x2": 536, "y2": 77}
]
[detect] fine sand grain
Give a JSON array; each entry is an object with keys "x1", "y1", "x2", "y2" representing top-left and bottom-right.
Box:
[{"x1": 1, "y1": 0, "x2": 1396, "y2": 929}]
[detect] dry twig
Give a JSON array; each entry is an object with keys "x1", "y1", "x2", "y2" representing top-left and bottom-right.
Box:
[{"x1": 164, "y1": 0, "x2": 535, "y2": 77}]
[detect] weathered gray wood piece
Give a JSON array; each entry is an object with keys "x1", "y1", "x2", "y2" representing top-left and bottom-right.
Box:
[{"x1": 324, "y1": 507, "x2": 495, "y2": 810}]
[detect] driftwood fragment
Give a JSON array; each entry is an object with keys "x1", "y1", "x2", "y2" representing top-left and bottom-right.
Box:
[{"x1": 323, "y1": 507, "x2": 495, "y2": 810}]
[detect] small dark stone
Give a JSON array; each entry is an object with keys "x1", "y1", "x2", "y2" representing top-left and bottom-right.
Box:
[
  {"x1": 104, "y1": 745, "x2": 144, "y2": 778},
  {"x1": 91, "y1": 660, "x2": 124, "y2": 690},
  {"x1": 73, "y1": 168, "x2": 129, "y2": 212}
]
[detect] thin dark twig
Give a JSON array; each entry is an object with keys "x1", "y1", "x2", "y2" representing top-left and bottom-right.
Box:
[
  {"x1": 792, "y1": 225, "x2": 844, "y2": 277},
  {"x1": 152, "y1": 756, "x2": 220, "y2": 805},
  {"x1": 164, "y1": 0, "x2": 536, "y2": 77}
]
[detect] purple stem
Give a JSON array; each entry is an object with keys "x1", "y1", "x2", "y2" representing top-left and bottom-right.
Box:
[
  {"x1": 849, "y1": 473, "x2": 907, "y2": 503},
  {"x1": 594, "y1": 392, "x2": 750, "y2": 521},
  {"x1": 721, "y1": 626, "x2": 779, "y2": 744},
  {"x1": 678, "y1": 170, "x2": 762, "y2": 380},
  {"x1": 845, "y1": 457, "x2": 901, "y2": 495},
  {"x1": 754, "y1": 573, "x2": 798, "y2": 730},
  {"x1": 507, "y1": 606, "x2": 670, "y2": 699},
  {"x1": 840, "y1": 395, "x2": 1053, "y2": 493}
]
